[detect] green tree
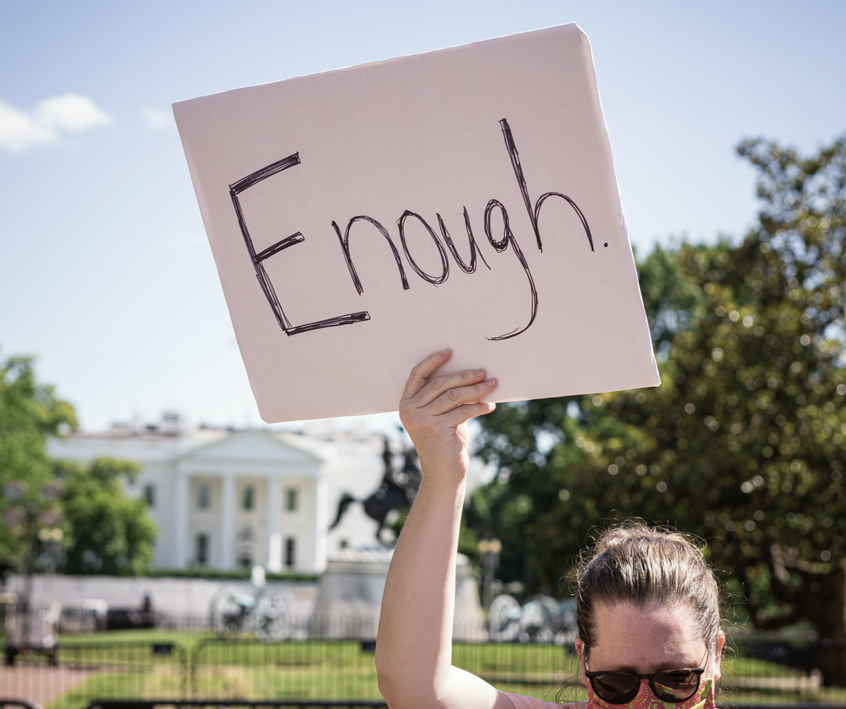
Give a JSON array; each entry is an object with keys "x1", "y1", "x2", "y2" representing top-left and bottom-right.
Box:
[
  {"x1": 0, "y1": 355, "x2": 157, "y2": 576},
  {"x1": 57, "y1": 456, "x2": 158, "y2": 576},
  {"x1": 475, "y1": 134, "x2": 846, "y2": 658},
  {"x1": 0, "y1": 356, "x2": 77, "y2": 560}
]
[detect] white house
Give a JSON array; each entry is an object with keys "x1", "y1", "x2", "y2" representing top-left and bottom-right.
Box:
[{"x1": 47, "y1": 415, "x2": 399, "y2": 574}]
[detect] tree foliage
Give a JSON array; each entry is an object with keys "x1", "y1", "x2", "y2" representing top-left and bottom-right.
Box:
[
  {"x1": 57, "y1": 457, "x2": 157, "y2": 576},
  {"x1": 0, "y1": 355, "x2": 157, "y2": 575},
  {"x1": 0, "y1": 356, "x2": 77, "y2": 559},
  {"x1": 474, "y1": 134, "x2": 846, "y2": 642}
]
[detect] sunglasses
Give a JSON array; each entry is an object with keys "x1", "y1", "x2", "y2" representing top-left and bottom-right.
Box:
[{"x1": 584, "y1": 650, "x2": 709, "y2": 705}]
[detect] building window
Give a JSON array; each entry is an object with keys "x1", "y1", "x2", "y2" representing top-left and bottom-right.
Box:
[
  {"x1": 242, "y1": 485, "x2": 254, "y2": 511},
  {"x1": 236, "y1": 526, "x2": 254, "y2": 569},
  {"x1": 285, "y1": 537, "x2": 296, "y2": 569},
  {"x1": 285, "y1": 488, "x2": 298, "y2": 512},
  {"x1": 196, "y1": 534, "x2": 208, "y2": 566},
  {"x1": 198, "y1": 483, "x2": 211, "y2": 510},
  {"x1": 339, "y1": 539, "x2": 348, "y2": 549},
  {"x1": 144, "y1": 484, "x2": 155, "y2": 508}
]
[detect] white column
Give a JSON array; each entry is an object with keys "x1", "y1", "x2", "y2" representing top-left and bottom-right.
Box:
[
  {"x1": 266, "y1": 477, "x2": 282, "y2": 572},
  {"x1": 174, "y1": 474, "x2": 190, "y2": 568},
  {"x1": 220, "y1": 476, "x2": 236, "y2": 569},
  {"x1": 311, "y1": 478, "x2": 329, "y2": 573}
]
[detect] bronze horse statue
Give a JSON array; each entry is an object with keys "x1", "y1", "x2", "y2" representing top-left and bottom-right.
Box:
[{"x1": 329, "y1": 438, "x2": 422, "y2": 545}]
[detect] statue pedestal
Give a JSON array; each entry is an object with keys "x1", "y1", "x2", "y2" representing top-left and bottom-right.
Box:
[{"x1": 311, "y1": 547, "x2": 487, "y2": 641}]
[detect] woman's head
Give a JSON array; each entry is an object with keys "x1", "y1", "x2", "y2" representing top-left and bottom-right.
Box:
[{"x1": 574, "y1": 522, "x2": 724, "y2": 687}]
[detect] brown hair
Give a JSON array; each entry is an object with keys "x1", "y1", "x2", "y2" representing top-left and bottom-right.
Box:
[{"x1": 575, "y1": 521, "x2": 722, "y2": 659}]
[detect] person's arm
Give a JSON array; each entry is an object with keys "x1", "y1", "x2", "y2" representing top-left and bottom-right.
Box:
[{"x1": 375, "y1": 349, "x2": 514, "y2": 709}]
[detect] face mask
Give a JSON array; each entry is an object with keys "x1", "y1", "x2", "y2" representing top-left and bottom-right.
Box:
[{"x1": 588, "y1": 677, "x2": 715, "y2": 709}]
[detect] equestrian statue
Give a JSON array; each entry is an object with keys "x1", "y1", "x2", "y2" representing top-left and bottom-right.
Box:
[{"x1": 329, "y1": 437, "x2": 422, "y2": 545}]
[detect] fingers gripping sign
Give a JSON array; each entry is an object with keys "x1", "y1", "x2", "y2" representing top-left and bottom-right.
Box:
[{"x1": 400, "y1": 349, "x2": 497, "y2": 484}]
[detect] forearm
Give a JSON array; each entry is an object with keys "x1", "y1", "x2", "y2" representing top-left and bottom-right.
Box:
[
  {"x1": 376, "y1": 350, "x2": 503, "y2": 709},
  {"x1": 376, "y1": 475, "x2": 465, "y2": 704}
]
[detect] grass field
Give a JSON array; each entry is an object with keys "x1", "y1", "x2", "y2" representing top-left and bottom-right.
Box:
[{"x1": 20, "y1": 629, "x2": 846, "y2": 708}]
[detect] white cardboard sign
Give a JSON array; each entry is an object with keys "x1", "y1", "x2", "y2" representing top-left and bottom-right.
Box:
[{"x1": 174, "y1": 23, "x2": 660, "y2": 423}]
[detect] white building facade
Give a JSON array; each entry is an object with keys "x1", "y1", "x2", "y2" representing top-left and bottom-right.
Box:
[{"x1": 48, "y1": 421, "x2": 394, "y2": 574}]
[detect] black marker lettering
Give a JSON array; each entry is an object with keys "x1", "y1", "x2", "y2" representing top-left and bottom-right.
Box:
[
  {"x1": 437, "y1": 208, "x2": 491, "y2": 274},
  {"x1": 484, "y1": 199, "x2": 538, "y2": 341},
  {"x1": 332, "y1": 216, "x2": 410, "y2": 295},
  {"x1": 398, "y1": 211, "x2": 449, "y2": 286},
  {"x1": 499, "y1": 118, "x2": 594, "y2": 253},
  {"x1": 230, "y1": 153, "x2": 369, "y2": 336},
  {"x1": 230, "y1": 119, "x2": 594, "y2": 342}
]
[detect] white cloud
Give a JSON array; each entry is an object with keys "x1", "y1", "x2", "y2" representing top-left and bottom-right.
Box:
[
  {"x1": 36, "y1": 93, "x2": 112, "y2": 132},
  {"x1": 0, "y1": 101, "x2": 57, "y2": 151},
  {"x1": 0, "y1": 93, "x2": 113, "y2": 153},
  {"x1": 141, "y1": 107, "x2": 172, "y2": 130}
]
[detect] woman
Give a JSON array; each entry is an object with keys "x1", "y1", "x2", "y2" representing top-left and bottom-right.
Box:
[{"x1": 375, "y1": 350, "x2": 724, "y2": 709}]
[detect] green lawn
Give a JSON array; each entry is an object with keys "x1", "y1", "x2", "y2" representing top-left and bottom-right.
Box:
[{"x1": 33, "y1": 630, "x2": 846, "y2": 708}]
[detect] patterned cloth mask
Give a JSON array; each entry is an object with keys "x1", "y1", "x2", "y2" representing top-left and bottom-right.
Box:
[{"x1": 588, "y1": 678, "x2": 715, "y2": 709}]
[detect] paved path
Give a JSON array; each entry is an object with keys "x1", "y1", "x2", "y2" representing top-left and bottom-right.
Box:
[{"x1": 0, "y1": 665, "x2": 96, "y2": 705}]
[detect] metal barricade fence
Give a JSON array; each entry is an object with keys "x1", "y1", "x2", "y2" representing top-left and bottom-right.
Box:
[
  {"x1": 1, "y1": 640, "x2": 188, "y2": 708},
  {"x1": 190, "y1": 637, "x2": 382, "y2": 701},
  {"x1": 3, "y1": 614, "x2": 846, "y2": 708},
  {"x1": 83, "y1": 702, "x2": 387, "y2": 709}
]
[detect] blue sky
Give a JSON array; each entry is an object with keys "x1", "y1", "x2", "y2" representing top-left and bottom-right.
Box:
[{"x1": 1, "y1": 1, "x2": 845, "y2": 433}]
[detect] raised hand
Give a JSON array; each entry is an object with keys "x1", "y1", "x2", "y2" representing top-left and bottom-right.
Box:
[{"x1": 399, "y1": 349, "x2": 497, "y2": 485}]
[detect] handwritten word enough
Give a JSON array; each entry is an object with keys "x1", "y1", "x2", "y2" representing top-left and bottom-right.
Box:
[{"x1": 229, "y1": 119, "x2": 597, "y2": 341}]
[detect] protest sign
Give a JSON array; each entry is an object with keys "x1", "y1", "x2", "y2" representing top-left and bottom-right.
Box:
[{"x1": 174, "y1": 23, "x2": 660, "y2": 422}]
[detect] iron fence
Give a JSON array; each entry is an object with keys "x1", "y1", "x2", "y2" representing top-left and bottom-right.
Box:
[
  {"x1": 82, "y1": 702, "x2": 387, "y2": 709},
  {"x1": 1, "y1": 614, "x2": 846, "y2": 708}
]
